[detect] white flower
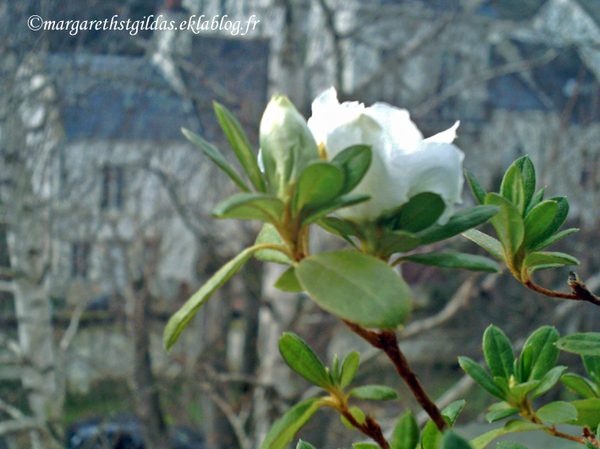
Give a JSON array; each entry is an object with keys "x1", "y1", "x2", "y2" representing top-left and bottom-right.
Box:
[{"x1": 307, "y1": 87, "x2": 464, "y2": 222}]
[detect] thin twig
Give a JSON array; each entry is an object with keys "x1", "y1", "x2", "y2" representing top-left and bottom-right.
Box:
[
  {"x1": 523, "y1": 271, "x2": 600, "y2": 306},
  {"x1": 343, "y1": 321, "x2": 447, "y2": 432}
]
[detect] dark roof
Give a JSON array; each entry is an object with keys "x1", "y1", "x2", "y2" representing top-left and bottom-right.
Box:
[{"x1": 47, "y1": 35, "x2": 269, "y2": 143}]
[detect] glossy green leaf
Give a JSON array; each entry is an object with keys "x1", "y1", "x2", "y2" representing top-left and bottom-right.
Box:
[
  {"x1": 164, "y1": 245, "x2": 263, "y2": 350},
  {"x1": 584, "y1": 356, "x2": 600, "y2": 387},
  {"x1": 354, "y1": 444, "x2": 380, "y2": 449},
  {"x1": 296, "y1": 162, "x2": 345, "y2": 210},
  {"x1": 522, "y1": 252, "x2": 580, "y2": 276},
  {"x1": 443, "y1": 432, "x2": 472, "y2": 449},
  {"x1": 557, "y1": 333, "x2": 600, "y2": 357},
  {"x1": 459, "y1": 357, "x2": 507, "y2": 400},
  {"x1": 400, "y1": 253, "x2": 501, "y2": 273},
  {"x1": 514, "y1": 156, "x2": 536, "y2": 211},
  {"x1": 274, "y1": 267, "x2": 303, "y2": 292},
  {"x1": 531, "y1": 366, "x2": 567, "y2": 399},
  {"x1": 340, "y1": 352, "x2": 360, "y2": 389},
  {"x1": 317, "y1": 218, "x2": 360, "y2": 248},
  {"x1": 497, "y1": 442, "x2": 530, "y2": 449},
  {"x1": 255, "y1": 223, "x2": 294, "y2": 265},
  {"x1": 378, "y1": 231, "x2": 422, "y2": 257},
  {"x1": 486, "y1": 408, "x2": 520, "y2": 423},
  {"x1": 213, "y1": 102, "x2": 266, "y2": 192},
  {"x1": 385, "y1": 193, "x2": 445, "y2": 233},
  {"x1": 561, "y1": 373, "x2": 599, "y2": 398},
  {"x1": 535, "y1": 401, "x2": 577, "y2": 424},
  {"x1": 279, "y1": 333, "x2": 332, "y2": 389},
  {"x1": 531, "y1": 228, "x2": 579, "y2": 252},
  {"x1": 391, "y1": 410, "x2": 419, "y2": 449},
  {"x1": 470, "y1": 420, "x2": 543, "y2": 449},
  {"x1": 418, "y1": 206, "x2": 500, "y2": 245},
  {"x1": 421, "y1": 420, "x2": 442, "y2": 449},
  {"x1": 296, "y1": 250, "x2": 412, "y2": 329},
  {"x1": 541, "y1": 196, "x2": 570, "y2": 240},
  {"x1": 521, "y1": 326, "x2": 560, "y2": 381},
  {"x1": 462, "y1": 229, "x2": 504, "y2": 260},
  {"x1": 500, "y1": 164, "x2": 526, "y2": 214},
  {"x1": 485, "y1": 193, "x2": 524, "y2": 257},
  {"x1": 570, "y1": 398, "x2": 600, "y2": 428},
  {"x1": 443, "y1": 400, "x2": 466, "y2": 426},
  {"x1": 493, "y1": 377, "x2": 511, "y2": 398},
  {"x1": 509, "y1": 380, "x2": 540, "y2": 401},
  {"x1": 483, "y1": 326, "x2": 515, "y2": 379},
  {"x1": 212, "y1": 192, "x2": 284, "y2": 223},
  {"x1": 350, "y1": 385, "x2": 399, "y2": 401},
  {"x1": 182, "y1": 127, "x2": 251, "y2": 192},
  {"x1": 522, "y1": 200, "x2": 558, "y2": 250},
  {"x1": 341, "y1": 406, "x2": 366, "y2": 429},
  {"x1": 330, "y1": 145, "x2": 372, "y2": 195},
  {"x1": 525, "y1": 187, "x2": 546, "y2": 216},
  {"x1": 302, "y1": 194, "x2": 371, "y2": 225},
  {"x1": 465, "y1": 170, "x2": 486, "y2": 205},
  {"x1": 260, "y1": 398, "x2": 323, "y2": 449},
  {"x1": 297, "y1": 440, "x2": 317, "y2": 449}
]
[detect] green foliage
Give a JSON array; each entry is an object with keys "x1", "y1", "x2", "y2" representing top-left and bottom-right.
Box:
[
  {"x1": 296, "y1": 440, "x2": 317, "y2": 449},
  {"x1": 464, "y1": 156, "x2": 579, "y2": 283},
  {"x1": 259, "y1": 398, "x2": 324, "y2": 449},
  {"x1": 570, "y1": 399, "x2": 600, "y2": 428},
  {"x1": 349, "y1": 385, "x2": 399, "y2": 401},
  {"x1": 212, "y1": 192, "x2": 284, "y2": 223},
  {"x1": 391, "y1": 410, "x2": 420, "y2": 449},
  {"x1": 470, "y1": 420, "x2": 544, "y2": 449},
  {"x1": 340, "y1": 352, "x2": 360, "y2": 389},
  {"x1": 255, "y1": 223, "x2": 294, "y2": 265},
  {"x1": 535, "y1": 401, "x2": 577, "y2": 424},
  {"x1": 399, "y1": 253, "x2": 501, "y2": 273},
  {"x1": 273, "y1": 267, "x2": 304, "y2": 292},
  {"x1": 341, "y1": 406, "x2": 366, "y2": 429},
  {"x1": 557, "y1": 333, "x2": 600, "y2": 357},
  {"x1": 296, "y1": 250, "x2": 413, "y2": 328},
  {"x1": 279, "y1": 333, "x2": 333, "y2": 389},
  {"x1": 443, "y1": 432, "x2": 473, "y2": 449}
]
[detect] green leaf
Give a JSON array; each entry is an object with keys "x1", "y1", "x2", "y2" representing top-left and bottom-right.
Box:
[
  {"x1": 531, "y1": 228, "x2": 579, "y2": 252},
  {"x1": 541, "y1": 196, "x2": 570, "y2": 240},
  {"x1": 212, "y1": 192, "x2": 284, "y2": 223},
  {"x1": 296, "y1": 250, "x2": 412, "y2": 329},
  {"x1": 273, "y1": 267, "x2": 304, "y2": 292},
  {"x1": 483, "y1": 326, "x2": 515, "y2": 380},
  {"x1": 462, "y1": 229, "x2": 504, "y2": 260},
  {"x1": 340, "y1": 352, "x2": 360, "y2": 389},
  {"x1": 459, "y1": 357, "x2": 507, "y2": 400},
  {"x1": 561, "y1": 373, "x2": 599, "y2": 398},
  {"x1": 297, "y1": 440, "x2": 317, "y2": 449},
  {"x1": 164, "y1": 245, "x2": 263, "y2": 350},
  {"x1": 341, "y1": 406, "x2": 366, "y2": 429},
  {"x1": 255, "y1": 223, "x2": 294, "y2": 265},
  {"x1": 443, "y1": 432, "x2": 472, "y2": 449},
  {"x1": 421, "y1": 420, "x2": 442, "y2": 449},
  {"x1": 332, "y1": 354, "x2": 341, "y2": 384},
  {"x1": 522, "y1": 252, "x2": 580, "y2": 276},
  {"x1": 279, "y1": 333, "x2": 332, "y2": 389},
  {"x1": 302, "y1": 194, "x2": 371, "y2": 225},
  {"x1": 385, "y1": 193, "x2": 445, "y2": 233},
  {"x1": 558, "y1": 333, "x2": 600, "y2": 357},
  {"x1": 584, "y1": 356, "x2": 600, "y2": 387},
  {"x1": 531, "y1": 366, "x2": 567, "y2": 399},
  {"x1": 497, "y1": 442, "x2": 530, "y2": 449},
  {"x1": 525, "y1": 187, "x2": 545, "y2": 216},
  {"x1": 391, "y1": 410, "x2": 420, "y2": 449},
  {"x1": 500, "y1": 164, "x2": 526, "y2": 215},
  {"x1": 535, "y1": 401, "x2": 577, "y2": 424},
  {"x1": 521, "y1": 326, "x2": 560, "y2": 381},
  {"x1": 378, "y1": 231, "x2": 422, "y2": 257},
  {"x1": 182, "y1": 127, "x2": 251, "y2": 192},
  {"x1": 470, "y1": 420, "x2": 543, "y2": 449},
  {"x1": 350, "y1": 385, "x2": 399, "y2": 401},
  {"x1": 522, "y1": 200, "x2": 558, "y2": 250},
  {"x1": 213, "y1": 102, "x2": 266, "y2": 192},
  {"x1": 465, "y1": 170, "x2": 487, "y2": 205},
  {"x1": 400, "y1": 253, "x2": 501, "y2": 273},
  {"x1": 486, "y1": 408, "x2": 520, "y2": 423},
  {"x1": 418, "y1": 206, "x2": 500, "y2": 245},
  {"x1": 295, "y1": 162, "x2": 345, "y2": 210},
  {"x1": 570, "y1": 398, "x2": 600, "y2": 428},
  {"x1": 354, "y1": 444, "x2": 380, "y2": 449},
  {"x1": 260, "y1": 398, "x2": 323, "y2": 449},
  {"x1": 485, "y1": 193, "x2": 524, "y2": 257},
  {"x1": 514, "y1": 156, "x2": 536, "y2": 211},
  {"x1": 509, "y1": 380, "x2": 540, "y2": 401},
  {"x1": 443, "y1": 400, "x2": 466, "y2": 426},
  {"x1": 330, "y1": 145, "x2": 372, "y2": 195}
]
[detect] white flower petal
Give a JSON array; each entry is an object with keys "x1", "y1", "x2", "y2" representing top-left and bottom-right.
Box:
[
  {"x1": 365, "y1": 102, "x2": 423, "y2": 156},
  {"x1": 425, "y1": 121, "x2": 460, "y2": 144}
]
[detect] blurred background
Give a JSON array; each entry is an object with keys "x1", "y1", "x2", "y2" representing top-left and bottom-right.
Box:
[{"x1": 2, "y1": 0, "x2": 600, "y2": 448}]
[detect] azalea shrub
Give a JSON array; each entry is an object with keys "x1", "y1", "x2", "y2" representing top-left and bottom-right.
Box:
[{"x1": 164, "y1": 88, "x2": 600, "y2": 449}]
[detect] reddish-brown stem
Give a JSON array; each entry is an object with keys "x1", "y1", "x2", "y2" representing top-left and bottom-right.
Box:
[
  {"x1": 523, "y1": 272, "x2": 600, "y2": 306},
  {"x1": 339, "y1": 408, "x2": 390, "y2": 449},
  {"x1": 525, "y1": 414, "x2": 598, "y2": 447},
  {"x1": 343, "y1": 320, "x2": 448, "y2": 432}
]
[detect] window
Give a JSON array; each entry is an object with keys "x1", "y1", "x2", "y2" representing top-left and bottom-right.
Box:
[
  {"x1": 100, "y1": 165, "x2": 124, "y2": 209},
  {"x1": 71, "y1": 242, "x2": 91, "y2": 277}
]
